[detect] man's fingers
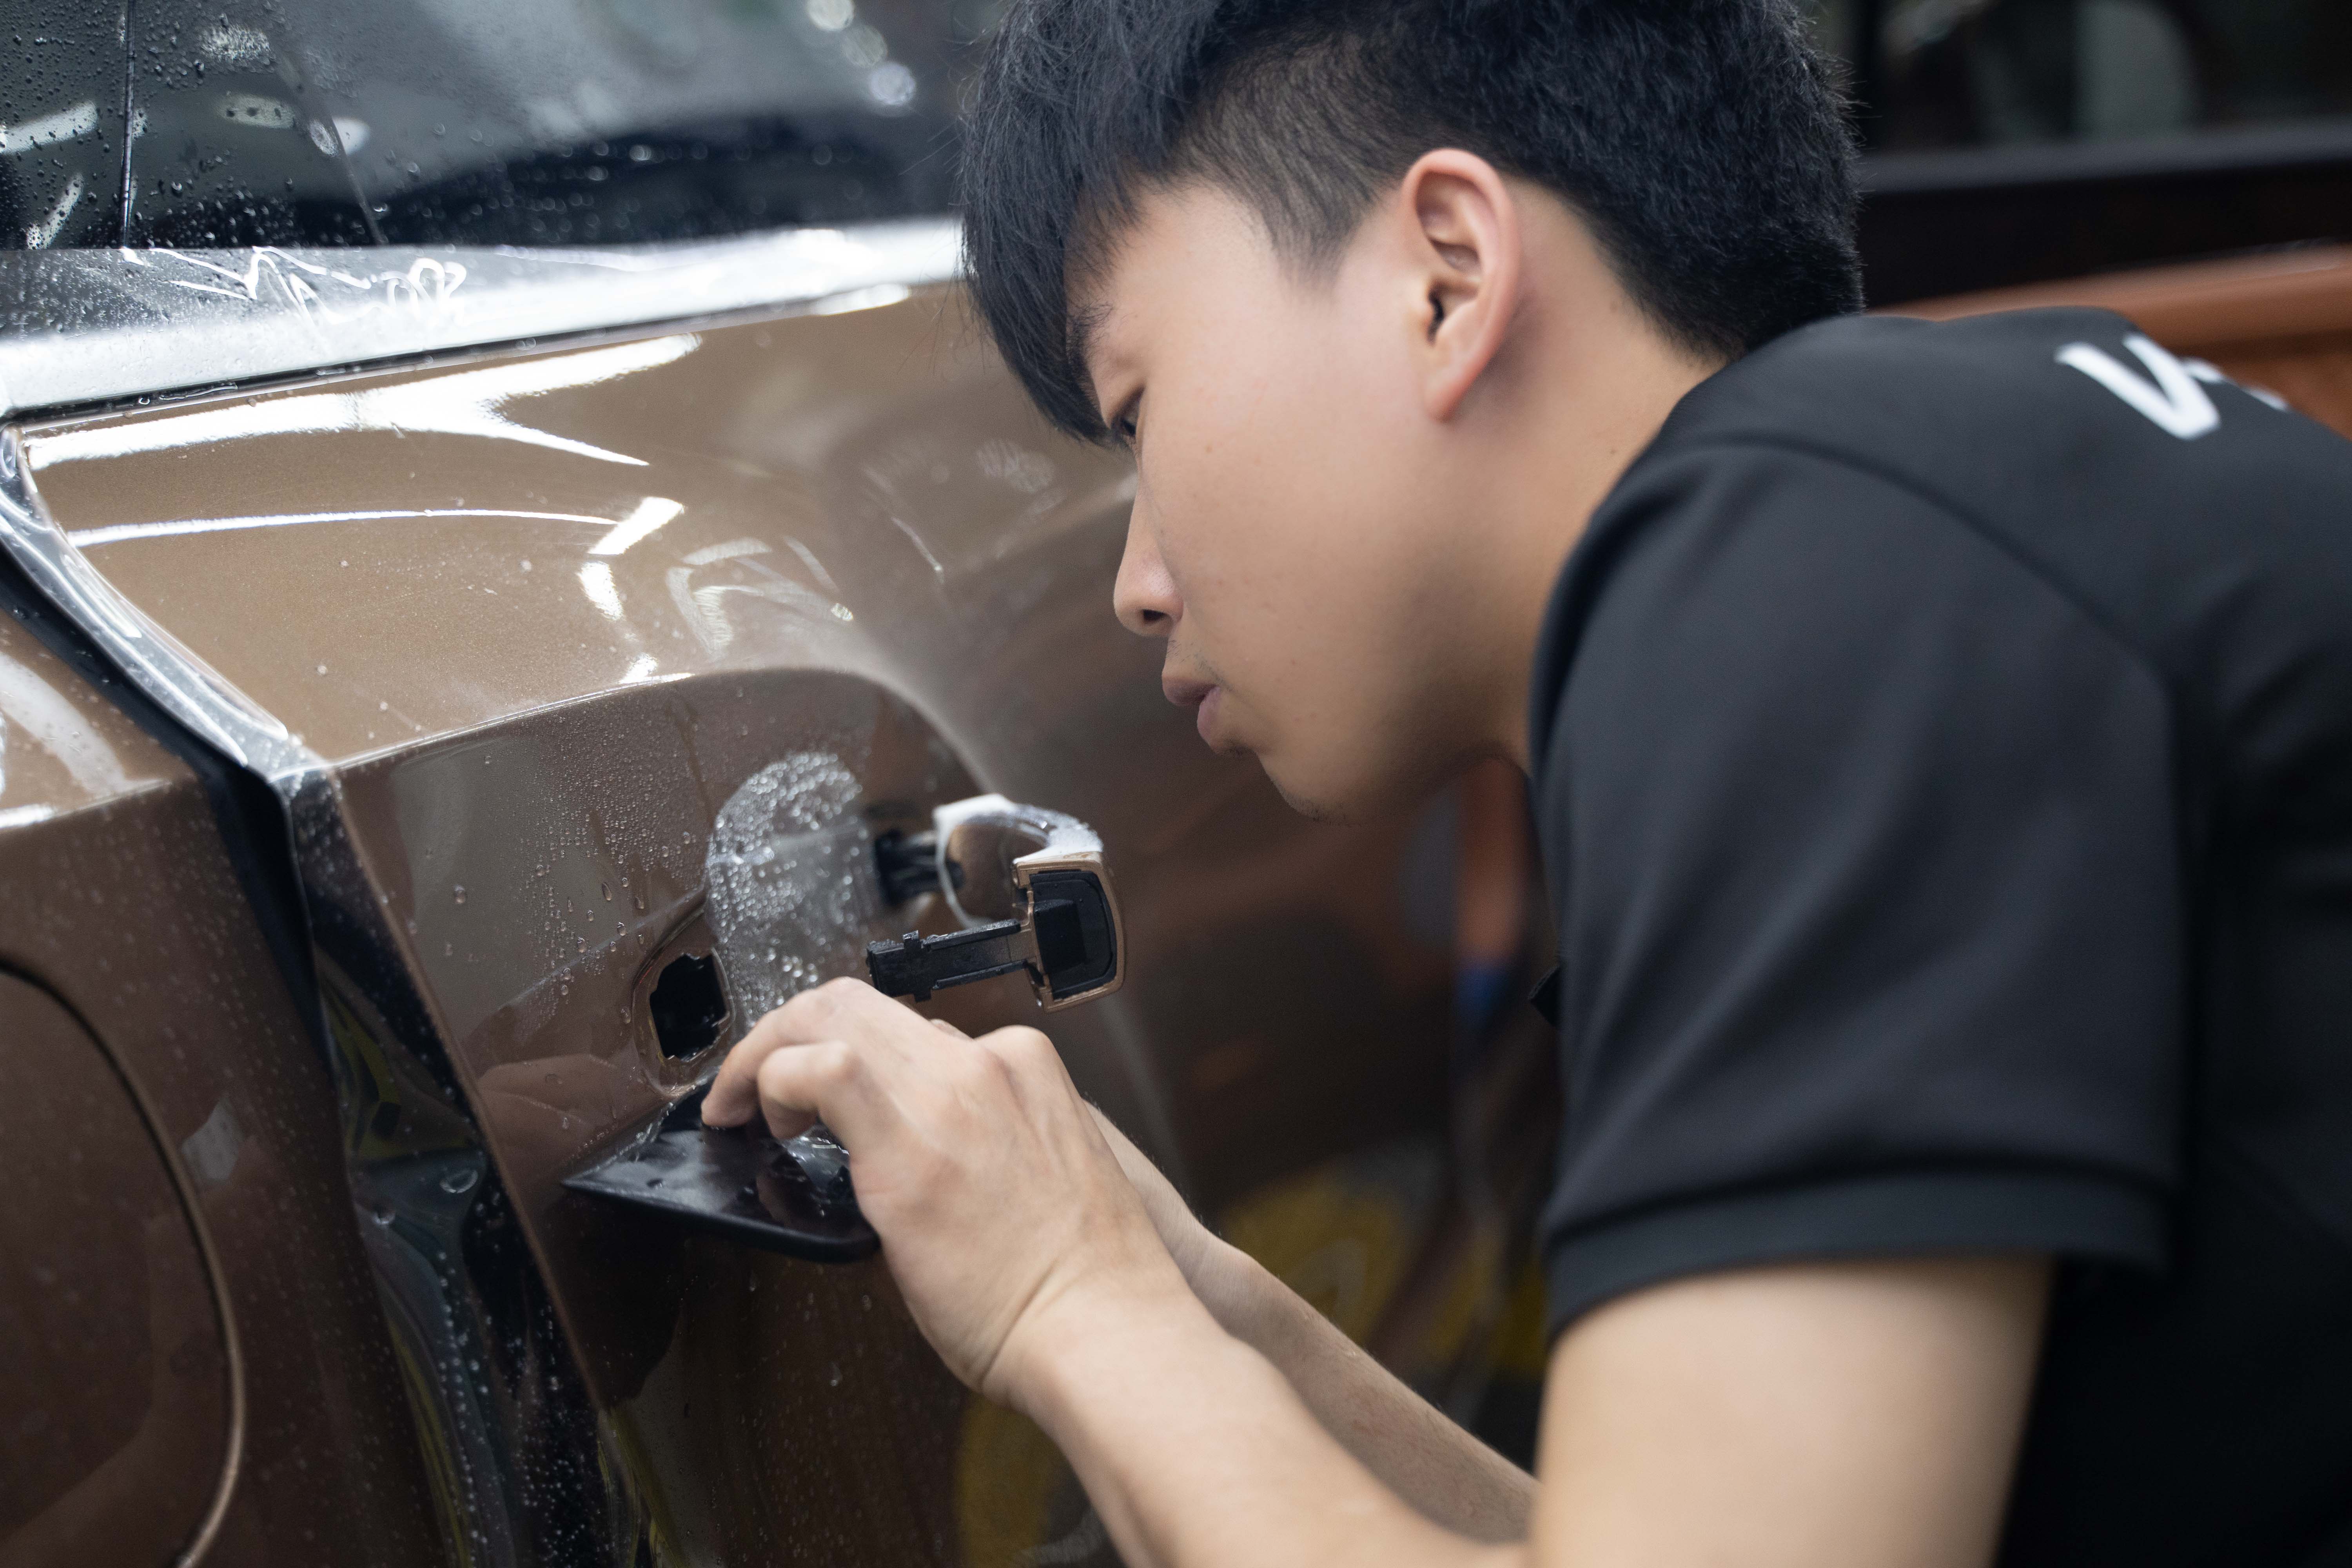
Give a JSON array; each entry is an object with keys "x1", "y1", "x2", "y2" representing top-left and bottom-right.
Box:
[
  {"x1": 702, "y1": 1026, "x2": 779, "y2": 1127},
  {"x1": 702, "y1": 1004, "x2": 805, "y2": 1126},
  {"x1": 703, "y1": 977, "x2": 927, "y2": 1127},
  {"x1": 753, "y1": 1040, "x2": 861, "y2": 1141}
]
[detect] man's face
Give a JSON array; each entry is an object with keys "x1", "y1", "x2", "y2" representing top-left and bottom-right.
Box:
[{"x1": 1082, "y1": 183, "x2": 1496, "y2": 822}]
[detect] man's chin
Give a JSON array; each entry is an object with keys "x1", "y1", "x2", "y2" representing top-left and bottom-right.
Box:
[
  {"x1": 1263, "y1": 750, "x2": 1471, "y2": 827},
  {"x1": 1272, "y1": 785, "x2": 1356, "y2": 826},
  {"x1": 1261, "y1": 760, "x2": 1365, "y2": 827}
]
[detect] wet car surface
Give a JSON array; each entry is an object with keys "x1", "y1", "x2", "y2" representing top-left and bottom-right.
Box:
[
  {"x1": 2, "y1": 238, "x2": 1516, "y2": 1565},
  {"x1": 0, "y1": 5, "x2": 1521, "y2": 1562}
]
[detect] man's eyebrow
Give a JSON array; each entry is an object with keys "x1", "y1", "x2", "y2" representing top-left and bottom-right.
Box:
[{"x1": 1067, "y1": 300, "x2": 1115, "y2": 407}]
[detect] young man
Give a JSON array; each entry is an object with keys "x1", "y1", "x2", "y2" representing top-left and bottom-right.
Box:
[{"x1": 705, "y1": 1, "x2": 2352, "y2": 1562}]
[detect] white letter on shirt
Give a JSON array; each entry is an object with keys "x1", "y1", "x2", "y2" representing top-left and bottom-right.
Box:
[{"x1": 2057, "y1": 334, "x2": 2220, "y2": 440}]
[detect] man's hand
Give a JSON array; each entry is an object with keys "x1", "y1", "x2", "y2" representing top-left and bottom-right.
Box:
[{"x1": 701, "y1": 978, "x2": 1197, "y2": 1405}]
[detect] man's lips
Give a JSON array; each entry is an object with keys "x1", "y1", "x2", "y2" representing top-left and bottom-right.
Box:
[
  {"x1": 1163, "y1": 677, "x2": 1215, "y2": 709},
  {"x1": 1162, "y1": 677, "x2": 1222, "y2": 746}
]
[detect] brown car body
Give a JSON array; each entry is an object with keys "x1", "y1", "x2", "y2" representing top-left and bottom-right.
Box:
[{"x1": 1, "y1": 251, "x2": 1501, "y2": 1566}]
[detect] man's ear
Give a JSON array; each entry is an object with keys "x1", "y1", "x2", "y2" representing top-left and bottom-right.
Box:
[{"x1": 1397, "y1": 150, "x2": 1523, "y2": 423}]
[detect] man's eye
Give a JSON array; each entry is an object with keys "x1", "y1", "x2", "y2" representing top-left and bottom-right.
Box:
[{"x1": 1111, "y1": 400, "x2": 1140, "y2": 447}]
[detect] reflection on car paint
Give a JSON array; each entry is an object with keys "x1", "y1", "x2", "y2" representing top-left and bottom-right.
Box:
[
  {"x1": 29, "y1": 333, "x2": 701, "y2": 472},
  {"x1": 577, "y1": 560, "x2": 625, "y2": 623},
  {"x1": 0, "y1": 973, "x2": 242, "y2": 1564},
  {"x1": 668, "y1": 542, "x2": 857, "y2": 658},
  {"x1": 588, "y1": 497, "x2": 689, "y2": 555},
  {"x1": 0, "y1": 220, "x2": 958, "y2": 418},
  {"x1": 0, "y1": 423, "x2": 619, "y2": 1558},
  {"x1": 68, "y1": 506, "x2": 644, "y2": 551},
  {"x1": 0, "y1": 643, "x2": 136, "y2": 800}
]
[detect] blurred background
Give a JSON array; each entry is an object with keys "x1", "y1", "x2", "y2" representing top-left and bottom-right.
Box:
[{"x1": 1810, "y1": 0, "x2": 2352, "y2": 299}]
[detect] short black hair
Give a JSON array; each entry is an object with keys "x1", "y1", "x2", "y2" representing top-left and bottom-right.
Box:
[{"x1": 960, "y1": 0, "x2": 1864, "y2": 443}]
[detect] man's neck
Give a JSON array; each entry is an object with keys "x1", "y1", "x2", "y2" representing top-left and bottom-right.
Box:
[{"x1": 1479, "y1": 334, "x2": 1723, "y2": 772}]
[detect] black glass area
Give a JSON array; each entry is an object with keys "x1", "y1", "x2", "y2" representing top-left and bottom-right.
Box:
[
  {"x1": 0, "y1": 1, "x2": 130, "y2": 250},
  {"x1": 0, "y1": 0, "x2": 1003, "y2": 249}
]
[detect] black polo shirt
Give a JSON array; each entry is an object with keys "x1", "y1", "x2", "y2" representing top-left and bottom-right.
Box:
[{"x1": 1528, "y1": 307, "x2": 2352, "y2": 1565}]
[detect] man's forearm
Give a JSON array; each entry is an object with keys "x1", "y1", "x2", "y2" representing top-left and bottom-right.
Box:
[
  {"x1": 1185, "y1": 1234, "x2": 1535, "y2": 1541},
  {"x1": 1016, "y1": 1281, "x2": 1519, "y2": 1568},
  {"x1": 1089, "y1": 1104, "x2": 1534, "y2": 1537}
]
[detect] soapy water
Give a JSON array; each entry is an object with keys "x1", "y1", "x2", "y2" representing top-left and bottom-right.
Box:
[
  {"x1": 705, "y1": 751, "x2": 886, "y2": 1180},
  {"x1": 706, "y1": 750, "x2": 884, "y2": 1022}
]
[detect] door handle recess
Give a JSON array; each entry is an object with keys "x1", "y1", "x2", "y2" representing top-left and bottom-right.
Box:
[{"x1": 565, "y1": 795, "x2": 1121, "y2": 1261}]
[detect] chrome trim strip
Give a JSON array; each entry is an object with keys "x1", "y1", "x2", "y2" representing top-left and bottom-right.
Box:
[{"x1": 0, "y1": 217, "x2": 963, "y2": 418}]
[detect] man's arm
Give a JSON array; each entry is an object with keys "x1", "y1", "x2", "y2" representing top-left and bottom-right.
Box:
[
  {"x1": 1083, "y1": 1112, "x2": 2050, "y2": 1558},
  {"x1": 1088, "y1": 1106, "x2": 1537, "y2": 1541},
  {"x1": 1533, "y1": 1256, "x2": 2049, "y2": 1567},
  {"x1": 1018, "y1": 1248, "x2": 2047, "y2": 1568},
  {"x1": 706, "y1": 979, "x2": 2051, "y2": 1568}
]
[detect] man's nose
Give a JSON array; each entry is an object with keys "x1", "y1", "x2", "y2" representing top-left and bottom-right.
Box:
[{"x1": 1112, "y1": 507, "x2": 1180, "y2": 639}]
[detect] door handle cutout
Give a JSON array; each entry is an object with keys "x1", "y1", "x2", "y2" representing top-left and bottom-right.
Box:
[{"x1": 648, "y1": 952, "x2": 730, "y2": 1062}]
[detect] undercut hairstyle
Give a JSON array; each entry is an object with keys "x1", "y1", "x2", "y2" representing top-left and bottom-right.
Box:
[{"x1": 960, "y1": 0, "x2": 1865, "y2": 443}]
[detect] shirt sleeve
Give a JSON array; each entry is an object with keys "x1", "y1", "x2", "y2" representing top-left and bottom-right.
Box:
[{"x1": 1533, "y1": 443, "x2": 2185, "y2": 1336}]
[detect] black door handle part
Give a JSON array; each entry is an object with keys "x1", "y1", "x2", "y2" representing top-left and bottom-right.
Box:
[
  {"x1": 864, "y1": 920, "x2": 1030, "y2": 1001},
  {"x1": 562, "y1": 1083, "x2": 878, "y2": 1262}
]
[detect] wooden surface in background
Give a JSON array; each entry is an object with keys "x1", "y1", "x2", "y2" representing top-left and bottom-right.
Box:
[{"x1": 1898, "y1": 245, "x2": 2352, "y2": 439}]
